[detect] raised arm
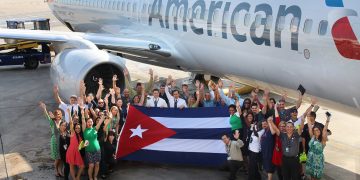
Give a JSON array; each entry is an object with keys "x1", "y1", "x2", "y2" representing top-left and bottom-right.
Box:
[
  {"x1": 235, "y1": 100, "x2": 242, "y2": 116},
  {"x1": 233, "y1": 130, "x2": 244, "y2": 148},
  {"x1": 145, "y1": 69, "x2": 154, "y2": 93},
  {"x1": 96, "y1": 78, "x2": 104, "y2": 100},
  {"x1": 296, "y1": 91, "x2": 303, "y2": 109},
  {"x1": 269, "y1": 117, "x2": 280, "y2": 136},
  {"x1": 322, "y1": 115, "x2": 331, "y2": 145},
  {"x1": 267, "y1": 117, "x2": 276, "y2": 135},
  {"x1": 80, "y1": 80, "x2": 87, "y2": 103},
  {"x1": 302, "y1": 97, "x2": 317, "y2": 117},
  {"x1": 261, "y1": 88, "x2": 269, "y2": 115},
  {"x1": 298, "y1": 115, "x2": 305, "y2": 135},
  {"x1": 53, "y1": 85, "x2": 63, "y2": 105},
  {"x1": 110, "y1": 88, "x2": 116, "y2": 104},
  {"x1": 165, "y1": 76, "x2": 174, "y2": 101},
  {"x1": 95, "y1": 114, "x2": 105, "y2": 131},
  {"x1": 39, "y1": 101, "x2": 49, "y2": 117},
  {"x1": 112, "y1": 74, "x2": 118, "y2": 89},
  {"x1": 104, "y1": 93, "x2": 110, "y2": 112},
  {"x1": 67, "y1": 109, "x2": 75, "y2": 134},
  {"x1": 138, "y1": 84, "x2": 146, "y2": 106},
  {"x1": 81, "y1": 108, "x2": 86, "y2": 132},
  {"x1": 123, "y1": 69, "x2": 136, "y2": 98}
]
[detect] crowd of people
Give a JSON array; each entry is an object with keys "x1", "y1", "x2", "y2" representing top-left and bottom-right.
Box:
[{"x1": 39, "y1": 68, "x2": 332, "y2": 180}]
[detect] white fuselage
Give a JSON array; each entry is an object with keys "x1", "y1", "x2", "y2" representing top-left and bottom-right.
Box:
[{"x1": 48, "y1": 0, "x2": 360, "y2": 115}]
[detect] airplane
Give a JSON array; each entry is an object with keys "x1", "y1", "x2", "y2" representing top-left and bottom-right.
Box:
[{"x1": 0, "y1": 0, "x2": 359, "y2": 116}]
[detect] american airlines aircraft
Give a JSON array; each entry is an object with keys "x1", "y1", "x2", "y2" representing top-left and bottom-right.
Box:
[{"x1": 0, "y1": 0, "x2": 359, "y2": 115}]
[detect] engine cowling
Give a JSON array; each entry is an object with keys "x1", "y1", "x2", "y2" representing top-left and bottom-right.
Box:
[{"x1": 50, "y1": 49, "x2": 127, "y2": 99}]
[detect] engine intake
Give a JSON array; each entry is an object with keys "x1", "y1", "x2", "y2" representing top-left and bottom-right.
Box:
[{"x1": 50, "y1": 49, "x2": 127, "y2": 99}]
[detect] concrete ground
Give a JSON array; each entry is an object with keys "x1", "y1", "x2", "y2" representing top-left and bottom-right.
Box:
[{"x1": 0, "y1": 0, "x2": 359, "y2": 180}]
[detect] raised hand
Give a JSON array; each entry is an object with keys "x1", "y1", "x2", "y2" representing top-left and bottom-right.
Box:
[
  {"x1": 39, "y1": 101, "x2": 46, "y2": 110},
  {"x1": 112, "y1": 74, "x2": 118, "y2": 82},
  {"x1": 171, "y1": 79, "x2": 176, "y2": 87},
  {"x1": 53, "y1": 85, "x2": 59, "y2": 94},
  {"x1": 264, "y1": 88, "x2": 270, "y2": 96},
  {"x1": 218, "y1": 79, "x2": 223, "y2": 89},
  {"x1": 48, "y1": 111, "x2": 55, "y2": 119},
  {"x1": 166, "y1": 75, "x2": 172, "y2": 85},
  {"x1": 154, "y1": 75, "x2": 159, "y2": 82},
  {"x1": 235, "y1": 100, "x2": 240, "y2": 108},
  {"x1": 200, "y1": 83, "x2": 205, "y2": 90},
  {"x1": 311, "y1": 97, "x2": 317, "y2": 106},
  {"x1": 195, "y1": 80, "x2": 200, "y2": 88},
  {"x1": 149, "y1": 68, "x2": 153, "y2": 76},
  {"x1": 98, "y1": 78, "x2": 103, "y2": 85},
  {"x1": 233, "y1": 130, "x2": 240, "y2": 140},
  {"x1": 109, "y1": 88, "x2": 115, "y2": 95}
]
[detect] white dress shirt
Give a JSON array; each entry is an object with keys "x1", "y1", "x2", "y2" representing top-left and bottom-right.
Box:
[
  {"x1": 165, "y1": 86, "x2": 188, "y2": 108},
  {"x1": 59, "y1": 102, "x2": 79, "y2": 123},
  {"x1": 145, "y1": 96, "x2": 168, "y2": 108}
]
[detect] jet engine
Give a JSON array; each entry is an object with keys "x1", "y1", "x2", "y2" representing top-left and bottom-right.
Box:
[{"x1": 50, "y1": 49, "x2": 127, "y2": 99}]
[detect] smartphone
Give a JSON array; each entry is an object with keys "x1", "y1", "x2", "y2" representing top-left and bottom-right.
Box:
[
  {"x1": 326, "y1": 111, "x2": 331, "y2": 117},
  {"x1": 297, "y1": 84, "x2": 306, "y2": 95}
]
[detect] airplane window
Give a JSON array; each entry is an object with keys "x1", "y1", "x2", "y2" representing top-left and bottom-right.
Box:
[
  {"x1": 172, "y1": 6, "x2": 178, "y2": 17},
  {"x1": 133, "y1": 3, "x2": 137, "y2": 13},
  {"x1": 113, "y1": 1, "x2": 117, "y2": 10},
  {"x1": 127, "y1": 2, "x2": 131, "y2": 12},
  {"x1": 187, "y1": 8, "x2": 192, "y2": 19},
  {"x1": 105, "y1": 0, "x2": 110, "y2": 9},
  {"x1": 122, "y1": 2, "x2": 125, "y2": 11},
  {"x1": 195, "y1": 8, "x2": 201, "y2": 19},
  {"x1": 303, "y1": 19, "x2": 313, "y2": 34},
  {"x1": 148, "y1": 4, "x2": 152, "y2": 14},
  {"x1": 179, "y1": 6, "x2": 184, "y2": 18},
  {"x1": 117, "y1": 1, "x2": 121, "y2": 10},
  {"x1": 97, "y1": 0, "x2": 102, "y2": 8},
  {"x1": 290, "y1": 17, "x2": 300, "y2": 33},
  {"x1": 254, "y1": 14, "x2": 262, "y2": 28},
  {"x1": 244, "y1": 13, "x2": 251, "y2": 27},
  {"x1": 266, "y1": 15, "x2": 273, "y2": 29},
  {"x1": 319, "y1": 20, "x2": 328, "y2": 36},
  {"x1": 142, "y1": 4, "x2": 147, "y2": 14},
  {"x1": 276, "y1": 16, "x2": 285, "y2": 31}
]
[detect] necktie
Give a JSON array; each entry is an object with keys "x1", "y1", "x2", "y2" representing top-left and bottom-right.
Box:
[
  {"x1": 154, "y1": 99, "x2": 158, "y2": 107},
  {"x1": 174, "y1": 99, "x2": 178, "y2": 108},
  {"x1": 71, "y1": 106, "x2": 74, "y2": 116}
]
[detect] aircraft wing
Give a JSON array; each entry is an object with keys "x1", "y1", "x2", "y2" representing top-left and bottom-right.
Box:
[{"x1": 0, "y1": 29, "x2": 174, "y2": 67}]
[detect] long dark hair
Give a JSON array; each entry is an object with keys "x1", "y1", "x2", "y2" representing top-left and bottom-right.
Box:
[
  {"x1": 313, "y1": 125, "x2": 323, "y2": 141},
  {"x1": 73, "y1": 122, "x2": 82, "y2": 143},
  {"x1": 242, "y1": 98, "x2": 251, "y2": 111}
]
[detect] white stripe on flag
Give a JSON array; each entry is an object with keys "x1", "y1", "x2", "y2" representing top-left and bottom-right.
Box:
[
  {"x1": 143, "y1": 138, "x2": 227, "y2": 154},
  {"x1": 151, "y1": 117, "x2": 230, "y2": 129}
]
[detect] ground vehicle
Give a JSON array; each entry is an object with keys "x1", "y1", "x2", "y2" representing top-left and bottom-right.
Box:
[{"x1": 0, "y1": 19, "x2": 51, "y2": 69}]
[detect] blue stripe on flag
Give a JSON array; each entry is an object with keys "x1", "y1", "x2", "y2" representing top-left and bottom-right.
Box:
[
  {"x1": 170, "y1": 128, "x2": 231, "y2": 140},
  {"x1": 325, "y1": 0, "x2": 344, "y2": 7},
  {"x1": 134, "y1": 106, "x2": 229, "y2": 118},
  {"x1": 122, "y1": 149, "x2": 227, "y2": 167}
]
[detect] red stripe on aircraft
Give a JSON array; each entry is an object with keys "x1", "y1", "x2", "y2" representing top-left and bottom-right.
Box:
[{"x1": 332, "y1": 17, "x2": 360, "y2": 60}]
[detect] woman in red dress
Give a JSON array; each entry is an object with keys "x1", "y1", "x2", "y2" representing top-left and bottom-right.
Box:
[{"x1": 66, "y1": 109, "x2": 84, "y2": 180}]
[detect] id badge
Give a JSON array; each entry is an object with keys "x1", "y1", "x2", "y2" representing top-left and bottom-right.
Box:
[
  {"x1": 227, "y1": 157, "x2": 231, "y2": 160},
  {"x1": 285, "y1": 147, "x2": 289, "y2": 153}
]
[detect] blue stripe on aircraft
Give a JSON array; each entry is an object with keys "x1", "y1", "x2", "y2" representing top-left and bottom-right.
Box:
[{"x1": 326, "y1": 0, "x2": 344, "y2": 7}]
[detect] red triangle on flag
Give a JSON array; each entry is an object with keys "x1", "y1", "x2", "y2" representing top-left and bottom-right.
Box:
[{"x1": 116, "y1": 106, "x2": 176, "y2": 158}]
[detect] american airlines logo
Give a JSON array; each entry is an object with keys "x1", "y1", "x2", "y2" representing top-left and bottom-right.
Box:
[
  {"x1": 148, "y1": 0, "x2": 301, "y2": 51},
  {"x1": 327, "y1": 0, "x2": 360, "y2": 61}
]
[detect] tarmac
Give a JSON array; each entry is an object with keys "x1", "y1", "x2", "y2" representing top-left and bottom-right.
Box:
[{"x1": 0, "y1": 0, "x2": 359, "y2": 180}]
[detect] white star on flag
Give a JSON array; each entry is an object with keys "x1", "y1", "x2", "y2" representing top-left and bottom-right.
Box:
[{"x1": 130, "y1": 124, "x2": 148, "y2": 138}]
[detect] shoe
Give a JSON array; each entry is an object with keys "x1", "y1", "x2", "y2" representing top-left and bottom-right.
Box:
[
  {"x1": 301, "y1": 174, "x2": 306, "y2": 180},
  {"x1": 101, "y1": 174, "x2": 107, "y2": 179}
]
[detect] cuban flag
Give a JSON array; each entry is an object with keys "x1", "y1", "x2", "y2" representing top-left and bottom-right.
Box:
[{"x1": 116, "y1": 105, "x2": 231, "y2": 166}]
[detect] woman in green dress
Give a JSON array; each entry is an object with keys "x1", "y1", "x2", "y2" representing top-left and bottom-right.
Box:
[
  {"x1": 82, "y1": 107, "x2": 106, "y2": 180},
  {"x1": 39, "y1": 101, "x2": 63, "y2": 177},
  {"x1": 305, "y1": 113, "x2": 331, "y2": 180}
]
